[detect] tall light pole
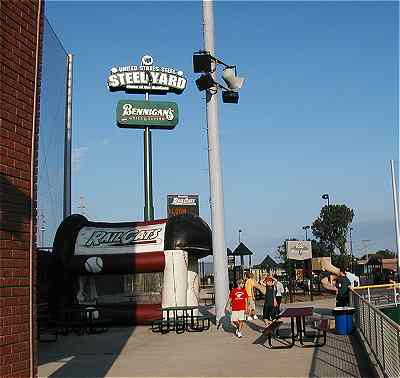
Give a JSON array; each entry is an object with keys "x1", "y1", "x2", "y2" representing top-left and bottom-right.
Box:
[
  {"x1": 322, "y1": 193, "x2": 331, "y2": 258},
  {"x1": 349, "y1": 227, "x2": 354, "y2": 272},
  {"x1": 202, "y1": 0, "x2": 229, "y2": 323},
  {"x1": 322, "y1": 193, "x2": 330, "y2": 207},
  {"x1": 302, "y1": 225, "x2": 310, "y2": 241}
]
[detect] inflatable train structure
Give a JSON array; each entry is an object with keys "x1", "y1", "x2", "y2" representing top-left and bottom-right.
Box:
[{"x1": 49, "y1": 214, "x2": 212, "y2": 325}]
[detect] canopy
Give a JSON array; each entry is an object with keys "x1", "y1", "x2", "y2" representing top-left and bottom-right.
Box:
[
  {"x1": 233, "y1": 242, "x2": 254, "y2": 256},
  {"x1": 254, "y1": 255, "x2": 278, "y2": 270}
]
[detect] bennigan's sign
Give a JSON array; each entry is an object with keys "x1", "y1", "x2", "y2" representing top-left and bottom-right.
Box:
[
  {"x1": 107, "y1": 55, "x2": 187, "y2": 94},
  {"x1": 117, "y1": 100, "x2": 178, "y2": 129}
]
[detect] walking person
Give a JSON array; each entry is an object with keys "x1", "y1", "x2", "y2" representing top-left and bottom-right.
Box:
[
  {"x1": 225, "y1": 279, "x2": 248, "y2": 338},
  {"x1": 262, "y1": 276, "x2": 278, "y2": 328},
  {"x1": 273, "y1": 274, "x2": 284, "y2": 312},
  {"x1": 245, "y1": 272, "x2": 258, "y2": 320}
]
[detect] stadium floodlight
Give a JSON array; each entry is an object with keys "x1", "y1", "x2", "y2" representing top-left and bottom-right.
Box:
[
  {"x1": 193, "y1": 52, "x2": 244, "y2": 104},
  {"x1": 222, "y1": 90, "x2": 239, "y2": 104},
  {"x1": 193, "y1": 51, "x2": 213, "y2": 73},
  {"x1": 195, "y1": 74, "x2": 216, "y2": 91},
  {"x1": 221, "y1": 67, "x2": 244, "y2": 91}
]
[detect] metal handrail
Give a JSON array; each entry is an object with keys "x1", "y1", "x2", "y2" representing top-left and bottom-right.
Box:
[
  {"x1": 353, "y1": 284, "x2": 399, "y2": 307},
  {"x1": 351, "y1": 289, "x2": 400, "y2": 378},
  {"x1": 352, "y1": 283, "x2": 400, "y2": 290}
]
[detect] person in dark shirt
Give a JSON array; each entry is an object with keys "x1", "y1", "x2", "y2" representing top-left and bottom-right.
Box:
[
  {"x1": 335, "y1": 267, "x2": 352, "y2": 307},
  {"x1": 262, "y1": 276, "x2": 278, "y2": 327}
]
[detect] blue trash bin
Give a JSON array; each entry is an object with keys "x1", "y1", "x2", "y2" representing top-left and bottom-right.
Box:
[{"x1": 332, "y1": 307, "x2": 355, "y2": 335}]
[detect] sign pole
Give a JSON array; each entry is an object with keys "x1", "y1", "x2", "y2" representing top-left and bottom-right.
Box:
[{"x1": 144, "y1": 92, "x2": 154, "y2": 221}]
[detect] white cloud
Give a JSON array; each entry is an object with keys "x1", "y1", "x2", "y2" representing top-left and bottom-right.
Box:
[{"x1": 72, "y1": 146, "x2": 88, "y2": 173}]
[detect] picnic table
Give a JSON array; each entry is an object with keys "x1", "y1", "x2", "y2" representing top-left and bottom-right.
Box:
[
  {"x1": 56, "y1": 305, "x2": 110, "y2": 335},
  {"x1": 264, "y1": 306, "x2": 329, "y2": 349},
  {"x1": 152, "y1": 305, "x2": 210, "y2": 334}
]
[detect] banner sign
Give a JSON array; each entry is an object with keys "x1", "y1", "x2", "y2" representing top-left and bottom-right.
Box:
[
  {"x1": 107, "y1": 55, "x2": 187, "y2": 94},
  {"x1": 75, "y1": 221, "x2": 167, "y2": 255},
  {"x1": 167, "y1": 194, "x2": 199, "y2": 218},
  {"x1": 286, "y1": 241, "x2": 312, "y2": 260},
  {"x1": 116, "y1": 100, "x2": 178, "y2": 129}
]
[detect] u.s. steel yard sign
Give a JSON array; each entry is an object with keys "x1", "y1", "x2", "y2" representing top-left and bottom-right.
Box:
[
  {"x1": 107, "y1": 55, "x2": 187, "y2": 94},
  {"x1": 117, "y1": 100, "x2": 178, "y2": 129}
]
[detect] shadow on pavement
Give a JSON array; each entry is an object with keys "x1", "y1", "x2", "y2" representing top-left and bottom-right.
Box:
[
  {"x1": 39, "y1": 326, "x2": 136, "y2": 377},
  {"x1": 308, "y1": 330, "x2": 376, "y2": 378}
]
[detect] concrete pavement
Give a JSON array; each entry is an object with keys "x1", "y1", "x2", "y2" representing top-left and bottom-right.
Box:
[{"x1": 38, "y1": 297, "x2": 374, "y2": 377}]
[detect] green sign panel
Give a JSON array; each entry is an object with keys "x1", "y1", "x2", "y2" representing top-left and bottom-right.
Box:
[{"x1": 116, "y1": 100, "x2": 179, "y2": 129}]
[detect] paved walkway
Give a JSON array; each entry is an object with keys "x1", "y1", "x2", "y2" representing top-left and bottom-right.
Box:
[{"x1": 38, "y1": 298, "x2": 374, "y2": 377}]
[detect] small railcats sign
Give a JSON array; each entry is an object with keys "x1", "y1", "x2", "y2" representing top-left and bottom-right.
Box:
[{"x1": 117, "y1": 100, "x2": 179, "y2": 129}]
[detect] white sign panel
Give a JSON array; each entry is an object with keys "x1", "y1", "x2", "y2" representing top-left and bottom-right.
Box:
[
  {"x1": 286, "y1": 241, "x2": 312, "y2": 261},
  {"x1": 107, "y1": 55, "x2": 187, "y2": 94},
  {"x1": 75, "y1": 222, "x2": 167, "y2": 255}
]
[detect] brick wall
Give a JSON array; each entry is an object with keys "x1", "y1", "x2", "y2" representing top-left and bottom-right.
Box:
[{"x1": 0, "y1": 1, "x2": 43, "y2": 377}]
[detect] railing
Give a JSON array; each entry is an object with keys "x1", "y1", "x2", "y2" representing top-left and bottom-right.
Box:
[
  {"x1": 353, "y1": 283, "x2": 400, "y2": 307},
  {"x1": 351, "y1": 288, "x2": 400, "y2": 378}
]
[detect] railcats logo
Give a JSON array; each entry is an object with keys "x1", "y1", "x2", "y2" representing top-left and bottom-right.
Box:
[
  {"x1": 107, "y1": 55, "x2": 187, "y2": 94},
  {"x1": 75, "y1": 222, "x2": 167, "y2": 255},
  {"x1": 171, "y1": 197, "x2": 197, "y2": 206},
  {"x1": 116, "y1": 100, "x2": 179, "y2": 129},
  {"x1": 167, "y1": 194, "x2": 199, "y2": 218}
]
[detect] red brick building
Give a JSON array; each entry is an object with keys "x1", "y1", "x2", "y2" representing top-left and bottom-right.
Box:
[{"x1": 1, "y1": 0, "x2": 43, "y2": 376}]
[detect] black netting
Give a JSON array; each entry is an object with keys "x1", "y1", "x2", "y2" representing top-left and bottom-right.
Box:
[{"x1": 37, "y1": 17, "x2": 67, "y2": 248}]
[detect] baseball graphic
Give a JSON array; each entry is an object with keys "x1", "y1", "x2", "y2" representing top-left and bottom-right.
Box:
[{"x1": 84, "y1": 256, "x2": 103, "y2": 273}]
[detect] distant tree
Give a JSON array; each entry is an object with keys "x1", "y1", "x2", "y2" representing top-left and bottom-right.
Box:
[
  {"x1": 375, "y1": 249, "x2": 395, "y2": 259},
  {"x1": 311, "y1": 240, "x2": 330, "y2": 257},
  {"x1": 311, "y1": 204, "x2": 354, "y2": 256}
]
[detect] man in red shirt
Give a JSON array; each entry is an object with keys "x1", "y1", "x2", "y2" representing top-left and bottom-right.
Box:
[{"x1": 225, "y1": 279, "x2": 248, "y2": 338}]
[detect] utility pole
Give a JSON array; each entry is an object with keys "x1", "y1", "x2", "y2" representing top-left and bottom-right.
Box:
[
  {"x1": 202, "y1": 0, "x2": 229, "y2": 323},
  {"x1": 63, "y1": 53, "x2": 72, "y2": 219},
  {"x1": 390, "y1": 160, "x2": 400, "y2": 273},
  {"x1": 361, "y1": 239, "x2": 371, "y2": 261},
  {"x1": 349, "y1": 227, "x2": 354, "y2": 272},
  {"x1": 40, "y1": 213, "x2": 46, "y2": 248},
  {"x1": 78, "y1": 195, "x2": 87, "y2": 217}
]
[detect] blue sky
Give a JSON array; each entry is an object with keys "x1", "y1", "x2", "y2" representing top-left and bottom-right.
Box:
[{"x1": 43, "y1": 1, "x2": 399, "y2": 263}]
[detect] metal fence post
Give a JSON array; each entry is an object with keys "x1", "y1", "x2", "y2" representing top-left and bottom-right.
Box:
[
  {"x1": 368, "y1": 305, "x2": 372, "y2": 345},
  {"x1": 380, "y1": 316, "x2": 385, "y2": 373}
]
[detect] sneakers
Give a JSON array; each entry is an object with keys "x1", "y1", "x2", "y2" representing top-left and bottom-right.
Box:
[{"x1": 235, "y1": 329, "x2": 243, "y2": 338}]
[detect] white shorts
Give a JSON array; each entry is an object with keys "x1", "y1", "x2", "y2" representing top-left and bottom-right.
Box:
[{"x1": 231, "y1": 310, "x2": 246, "y2": 322}]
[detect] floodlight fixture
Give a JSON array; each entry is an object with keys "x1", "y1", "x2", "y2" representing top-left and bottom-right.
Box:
[
  {"x1": 193, "y1": 51, "x2": 213, "y2": 73},
  {"x1": 222, "y1": 67, "x2": 244, "y2": 90},
  {"x1": 195, "y1": 73, "x2": 216, "y2": 91},
  {"x1": 222, "y1": 90, "x2": 239, "y2": 104}
]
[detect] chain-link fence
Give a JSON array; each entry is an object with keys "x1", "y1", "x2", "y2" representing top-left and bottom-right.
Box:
[
  {"x1": 351, "y1": 289, "x2": 400, "y2": 378},
  {"x1": 37, "y1": 17, "x2": 68, "y2": 249}
]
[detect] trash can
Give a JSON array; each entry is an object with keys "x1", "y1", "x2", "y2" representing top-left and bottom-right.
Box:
[{"x1": 332, "y1": 306, "x2": 355, "y2": 335}]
